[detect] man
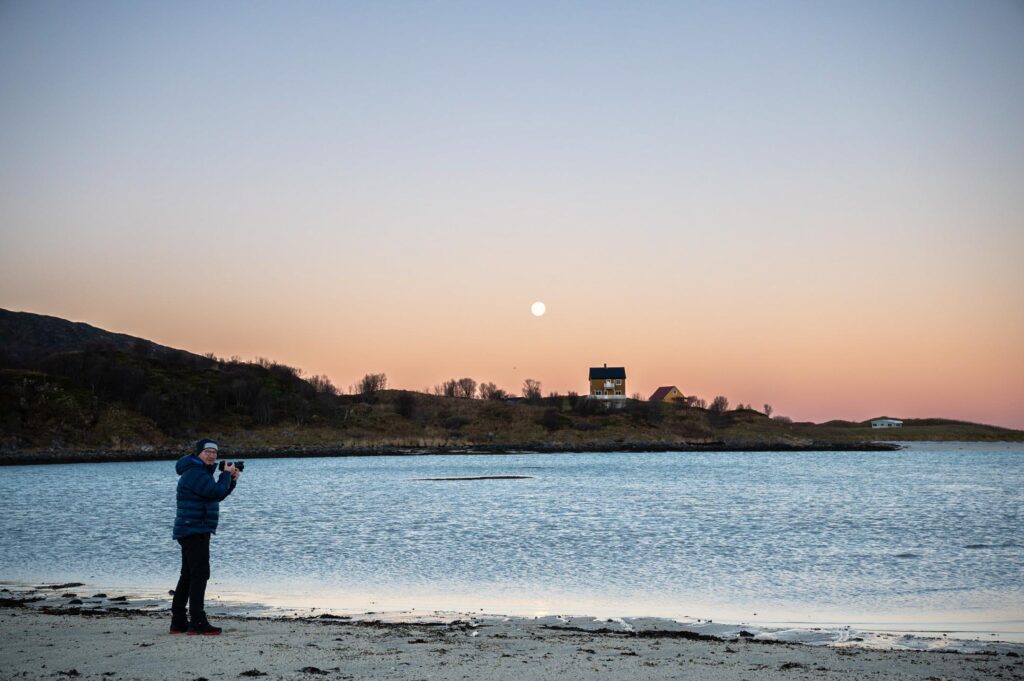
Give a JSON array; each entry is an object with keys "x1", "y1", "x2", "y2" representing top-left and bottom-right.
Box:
[{"x1": 171, "y1": 438, "x2": 241, "y2": 635}]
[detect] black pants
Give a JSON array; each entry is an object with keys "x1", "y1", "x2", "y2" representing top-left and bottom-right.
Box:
[{"x1": 172, "y1": 533, "x2": 210, "y2": 620}]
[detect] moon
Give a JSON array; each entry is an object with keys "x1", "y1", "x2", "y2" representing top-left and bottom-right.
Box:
[{"x1": 531, "y1": 301, "x2": 546, "y2": 317}]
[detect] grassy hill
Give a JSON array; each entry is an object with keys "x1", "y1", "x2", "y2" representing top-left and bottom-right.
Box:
[{"x1": 1, "y1": 309, "x2": 1021, "y2": 460}]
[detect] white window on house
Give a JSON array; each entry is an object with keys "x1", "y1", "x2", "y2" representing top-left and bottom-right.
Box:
[
  {"x1": 615, "y1": 391, "x2": 622, "y2": 395},
  {"x1": 615, "y1": 379, "x2": 622, "y2": 385}
]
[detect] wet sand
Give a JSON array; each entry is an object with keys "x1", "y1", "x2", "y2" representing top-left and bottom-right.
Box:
[{"x1": 2, "y1": 603, "x2": 1022, "y2": 680}]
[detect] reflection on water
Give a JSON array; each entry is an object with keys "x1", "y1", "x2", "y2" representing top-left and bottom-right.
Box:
[{"x1": 0, "y1": 443, "x2": 1022, "y2": 632}]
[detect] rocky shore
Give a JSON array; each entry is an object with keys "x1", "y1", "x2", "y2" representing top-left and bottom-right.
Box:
[{"x1": 1, "y1": 592, "x2": 1020, "y2": 681}]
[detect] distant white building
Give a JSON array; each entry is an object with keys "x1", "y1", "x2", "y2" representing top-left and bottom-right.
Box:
[{"x1": 871, "y1": 418, "x2": 903, "y2": 429}]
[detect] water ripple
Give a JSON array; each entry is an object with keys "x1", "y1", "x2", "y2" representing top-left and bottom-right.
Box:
[{"x1": 0, "y1": 445, "x2": 1022, "y2": 619}]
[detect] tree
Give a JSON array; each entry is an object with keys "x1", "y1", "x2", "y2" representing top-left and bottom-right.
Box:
[
  {"x1": 764, "y1": 403, "x2": 773, "y2": 418},
  {"x1": 307, "y1": 374, "x2": 338, "y2": 396},
  {"x1": 358, "y1": 373, "x2": 387, "y2": 394},
  {"x1": 688, "y1": 396, "x2": 707, "y2": 409},
  {"x1": 479, "y1": 382, "x2": 506, "y2": 400},
  {"x1": 522, "y1": 378, "x2": 542, "y2": 402},
  {"x1": 708, "y1": 395, "x2": 729, "y2": 416},
  {"x1": 455, "y1": 377, "x2": 477, "y2": 399}
]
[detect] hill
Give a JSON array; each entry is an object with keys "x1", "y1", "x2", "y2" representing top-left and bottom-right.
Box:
[
  {"x1": 1, "y1": 309, "x2": 1021, "y2": 462},
  {"x1": 0, "y1": 308, "x2": 205, "y2": 367}
]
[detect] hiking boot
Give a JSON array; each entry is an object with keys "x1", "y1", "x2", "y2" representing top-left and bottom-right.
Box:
[
  {"x1": 169, "y1": 614, "x2": 190, "y2": 634},
  {"x1": 187, "y1": 617, "x2": 222, "y2": 635}
]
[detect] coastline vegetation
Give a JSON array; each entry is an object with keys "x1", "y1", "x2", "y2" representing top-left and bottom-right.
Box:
[{"x1": 1, "y1": 308, "x2": 1021, "y2": 460}]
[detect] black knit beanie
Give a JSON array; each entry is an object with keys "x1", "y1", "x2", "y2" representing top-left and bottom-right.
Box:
[{"x1": 194, "y1": 439, "x2": 219, "y2": 456}]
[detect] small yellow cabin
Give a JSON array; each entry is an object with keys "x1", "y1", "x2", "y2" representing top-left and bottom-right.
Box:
[{"x1": 649, "y1": 386, "x2": 685, "y2": 403}]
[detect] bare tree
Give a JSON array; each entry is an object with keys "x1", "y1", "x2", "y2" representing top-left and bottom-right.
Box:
[
  {"x1": 687, "y1": 396, "x2": 707, "y2": 409},
  {"x1": 708, "y1": 395, "x2": 729, "y2": 416},
  {"x1": 456, "y1": 377, "x2": 477, "y2": 399},
  {"x1": 764, "y1": 403, "x2": 773, "y2": 418},
  {"x1": 522, "y1": 378, "x2": 542, "y2": 402},
  {"x1": 358, "y1": 373, "x2": 387, "y2": 394},
  {"x1": 307, "y1": 374, "x2": 338, "y2": 395},
  {"x1": 479, "y1": 382, "x2": 506, "y2": 400}
]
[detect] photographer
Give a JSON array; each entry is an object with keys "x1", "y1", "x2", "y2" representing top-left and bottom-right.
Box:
[{"x1": 170, "y1": 439, "x2": 241, "y2": 635}]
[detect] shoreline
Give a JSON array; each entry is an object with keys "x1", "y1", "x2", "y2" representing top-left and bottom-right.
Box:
[
  {"x1": 3, "y1": 582, "x2": 1022, "y2": 651},
  {"x1": 0, "y1": 440, "x2": 902, "y2": 466},
  {"x1": 2, "y1": 586, "x2": 1022, "y2": 681}
]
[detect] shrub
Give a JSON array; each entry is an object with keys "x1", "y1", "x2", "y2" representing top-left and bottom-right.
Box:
[
  {"x1": 574, "y1": 398, "x2": 607, "y2": 416},
  {"x1": 627, "y1": 399, "x2": 664, "y2": 426},
  {"x1": 539, "y1": 408, "x2": 570, "y2": 431},
  {"x1": 395, "y1": 392, "x2": 417, "y2": 419},
  {"x1": 358, "y1": 373, "x2": 387, "y2": 394},
  {"x1": 479, "y1": 382, "x2": 507, "y2": 400},
  {"x1": 708, "y1": 396, "x2": 729, "y2": 416},
  {"x1": 443, "y1": 415, "x2": 471, "y2": 431}
]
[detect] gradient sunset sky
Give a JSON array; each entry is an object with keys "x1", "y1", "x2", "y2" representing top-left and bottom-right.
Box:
[{"x1": 1, "y1": 1, "x2": 1022, "y2": 428}]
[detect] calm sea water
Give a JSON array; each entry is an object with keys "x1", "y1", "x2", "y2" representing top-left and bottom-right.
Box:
[{"x1": 1, "y1": 443, "x2": 1022, "y2": 631}]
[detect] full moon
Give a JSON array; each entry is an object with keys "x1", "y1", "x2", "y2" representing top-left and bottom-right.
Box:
[{"x1": 531, "y1": 301, "x2": 546, "y2": 317}]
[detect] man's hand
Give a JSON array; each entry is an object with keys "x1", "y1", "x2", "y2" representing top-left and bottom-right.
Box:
[{"x1": 223, "y1": 463, "x2": 241, "y2": 479}]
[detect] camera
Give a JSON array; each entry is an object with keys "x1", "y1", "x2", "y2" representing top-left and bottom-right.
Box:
[{"x1": 218, "y1": 460, "x2": 245, "y2": 472}]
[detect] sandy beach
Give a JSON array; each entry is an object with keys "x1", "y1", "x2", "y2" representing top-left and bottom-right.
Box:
[{"x1": 2, "y1": 595, "x2": 1022, "y2": 681}]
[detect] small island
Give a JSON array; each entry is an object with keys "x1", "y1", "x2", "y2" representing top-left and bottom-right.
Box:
[{"x1": 1, "y1": 309, "x2": 1021, "y2": 466}]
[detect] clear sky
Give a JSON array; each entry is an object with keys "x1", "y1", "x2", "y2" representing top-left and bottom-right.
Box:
[{"x1": 1, "y1": 1, "x2": 1022, "y2": 428}]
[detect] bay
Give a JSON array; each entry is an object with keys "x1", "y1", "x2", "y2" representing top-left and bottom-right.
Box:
[{"x1": 1, "y1": 442, "x2": 1021, "y2": 637}]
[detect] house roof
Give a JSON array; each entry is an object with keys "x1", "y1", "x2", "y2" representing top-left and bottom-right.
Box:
[
  {"x1": 589, "y1": 366, "x2": 626, "y2": 379},
  {"x1": 649, "y1": 386, "x2": 679, "y2": 401}
]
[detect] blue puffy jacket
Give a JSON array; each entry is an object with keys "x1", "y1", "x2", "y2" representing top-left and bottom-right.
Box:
[{"x1": 173, "y1": 455, "x2": 236, "y2": 540}]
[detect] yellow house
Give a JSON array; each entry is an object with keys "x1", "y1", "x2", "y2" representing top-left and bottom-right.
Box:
[
  {"x1": 588, "y1": 364, "x2": 627, "y2": 400},
  {"x1": 649, "y1": 386, "x2": 685, "y2": 403}
]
